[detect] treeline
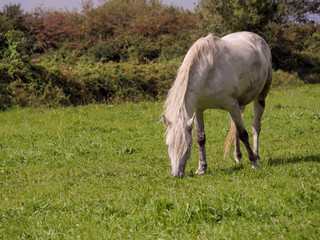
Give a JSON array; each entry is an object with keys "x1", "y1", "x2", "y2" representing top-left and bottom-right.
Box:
[
  {"x1": 0, "y1": 0, "x2": 319, "y2": 110},
  {"x1": 1, "y1": 0, "x2": 199, "y2": 61}
]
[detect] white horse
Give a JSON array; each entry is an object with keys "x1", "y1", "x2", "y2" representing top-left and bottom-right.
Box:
[{"x1": 163, "y1": 32, "x2": 272, "y2": 177}]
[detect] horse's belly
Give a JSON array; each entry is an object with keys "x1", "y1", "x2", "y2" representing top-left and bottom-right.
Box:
[
  {"x1": 237, "y1": 92, "x2": 259, "y2": 106},
  {"x1": 236, "y1": 74, "x2": 267, "y2": 105},
  {"x1": 236, "y1": 84, "x2": 261, "y2": 105},
  {"x1": 196, "y1": 77, "x2": 265, "y2": 110},
  {"x1": 196, "y1": 93, "x2": 232, "y2": 110}
]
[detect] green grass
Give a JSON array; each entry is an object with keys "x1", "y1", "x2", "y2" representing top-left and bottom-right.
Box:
[{"x1": 1, "y1": 85, "x2": 320, "y2": 239}]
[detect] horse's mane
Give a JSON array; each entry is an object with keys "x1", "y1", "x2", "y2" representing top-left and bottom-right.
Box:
[
  {"x1": 164, "y1": 34, "x2": 218, "y2": 124},
  {"x1": 163, "y1": 34, "x2": 218, "y2": 158}
]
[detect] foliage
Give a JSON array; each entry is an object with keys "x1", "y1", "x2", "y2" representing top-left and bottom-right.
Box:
[
  {"x1": 0, "y1": 86, "x2": 320, "y2": 238},
  {"x1": 21, "y1": 0, "x2": 198, "y2": 60},
  {"x1": 196, "y1": 0, "x2": 277, "y2": 35},
  {"x1": 0, "y1": 14, "x2": 13, "y2": 33},
  {"x1": 269, "y1": 24, "x2": 320, "y2": 80},
  {"x1": 283, "y1": 0, "x2": 320, "y2": 24},
  {"x1": 0, "y1": 30, "x2": 30, "y2": 110},
  {"x1": 290, "y1": 27, "x2": 320, "y2": 83},
  {"x1": 0, "y1": 31, "x2": 76, "y2": 109},
  {"x1": 24, "y1": 9, "x2": 74, "y2": 53},
  {"x1": 88, "y1": 41, "x2": 120, "y2": 62},
  {"x1": 0, "y1": 3, "x2": 25, "y2": 32},
  {"x1": 0, "y1": 0, "x2": 319, "y2": 110},
  {"x1": 39, "y1": 50, "x2": 180, "y2": 103},
  {"x1": 197, "y1": 0, "x2": 320, "y2": 33},
  {"x1": 0, "y1": 37, "x2": 181, "y2": 110},
  {"x1": 271, "y1": 69, "x2": 304, "y2": 88},
  {"x1": 196, "y1": 0, "x2": 320, "y2": 80}
]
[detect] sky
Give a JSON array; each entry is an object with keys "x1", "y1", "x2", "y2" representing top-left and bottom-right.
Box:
[{"x1": 0, "y1": 0, "x2": 199, "y2": 12}]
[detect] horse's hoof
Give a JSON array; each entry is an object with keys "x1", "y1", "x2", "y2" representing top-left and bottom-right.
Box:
[
  {"x1": 235, "y1": 157, "x2": 241, "y2": 164},
  {"x1": 196, "y1": 168, "x2": 206, "y2": 175},
  {"x1": 251, "y1": 160, "x2": 260, "y2": 169}
]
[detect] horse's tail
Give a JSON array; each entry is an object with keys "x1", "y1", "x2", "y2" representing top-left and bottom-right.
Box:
[{"x1": 224, "y1": 106, "x2": 246, "y2": 159}]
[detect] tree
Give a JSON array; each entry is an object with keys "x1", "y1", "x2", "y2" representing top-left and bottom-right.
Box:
[
  {"x1": 24, "y1": 9, "x2": 74, "y2": 52},
  {"x1": 0, "y1": 3, "x2": 25, "y2": 32},
  {"x1": 283, "y1": 0, "x2": 320, "y2": 24},
  {"x1": 196, "y1": 0, "x2": 320, "y2": 72},
  {"x1": 197, "y1": 0, "x2": 319, "y2": 34}
]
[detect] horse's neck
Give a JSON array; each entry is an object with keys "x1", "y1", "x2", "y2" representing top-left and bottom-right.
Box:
[
  {"x1": 172, "y1": 37, "x2": 215, "y2": 120},
  {"x1": 184, "y1": 90, "x2": 197, "y2": 119},
  {"x1": 183, "y1": 62, "x2": 210, "y2": 118}
]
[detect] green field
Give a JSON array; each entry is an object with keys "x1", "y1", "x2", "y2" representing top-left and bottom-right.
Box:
[{"x1": 1, "y1": 85, "x2": 320, "y2": 239}]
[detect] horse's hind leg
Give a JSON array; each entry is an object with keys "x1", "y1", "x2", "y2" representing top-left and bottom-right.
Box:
[
  {"x1": 227, "y1": 100, "x2": 259, "y2": 168},
  {"x1": 233, "y1": 124, "x2": 242, "y2": 163},
  {"x1": 252, "y1": 99, "x2": 265, "y2": 160},
  {"x1": 234, "y1": 106, "x2": 245, "y2": 163},
  {"x1": 195, "y1": 109, "x2": 207, "y2": 174},
  {"x1": 252, "y1": 66, "x2": 271, "y2": 161}
]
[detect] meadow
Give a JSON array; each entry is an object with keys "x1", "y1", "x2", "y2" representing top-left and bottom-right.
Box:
[{"x1": 0, "y1": 85, "x2": 320, "y2": 239}]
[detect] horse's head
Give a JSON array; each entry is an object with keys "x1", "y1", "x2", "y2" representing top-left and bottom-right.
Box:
[{"x1": 163, "y1": 115, "x2": 194, "y2": 177}]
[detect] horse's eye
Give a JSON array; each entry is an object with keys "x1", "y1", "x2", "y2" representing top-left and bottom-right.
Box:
[{"x1": 166, "y1": 144, "x2": 169, "y2": 148}]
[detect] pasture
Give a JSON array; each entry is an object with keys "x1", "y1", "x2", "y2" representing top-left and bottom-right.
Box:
[{"x1": 0, "y1": 85, "x2": 320, "y2": 239}]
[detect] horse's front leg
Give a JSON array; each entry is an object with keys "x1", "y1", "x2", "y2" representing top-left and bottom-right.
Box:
[{"x1": 195, "y1": 109, "x2": 207, "y2": 174}]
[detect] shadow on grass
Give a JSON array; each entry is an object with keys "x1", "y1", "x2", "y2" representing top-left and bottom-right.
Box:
[
  {"x1": 184, "y1": 155, "x2": 320, "y2": 177},
  {"x1": 266, "y1": 155, "x2": 320, "y2": 166},
  {"x1": 218, "y1": 164, "x2": 245, "y2": 174},
  {"x1": 184, "y1": 164, "x2": 245, "y2": 177}
]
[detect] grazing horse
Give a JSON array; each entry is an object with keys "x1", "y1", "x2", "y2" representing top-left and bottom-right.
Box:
[{"x1": 163, "y1": 32, "x2": 272, "y2": 177}]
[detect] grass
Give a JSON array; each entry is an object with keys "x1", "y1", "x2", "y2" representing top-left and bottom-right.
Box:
[{"x1": 0, "y1": 85, "x2": 320, "y2": 239}]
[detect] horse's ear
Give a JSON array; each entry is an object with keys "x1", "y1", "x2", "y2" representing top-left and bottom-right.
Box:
[
  {"x1": 163, "y1": 115, "x2": 171, "y2": 128},
  {"x1": 186, "y1": 114, "x2": 195, "y2": 132}
]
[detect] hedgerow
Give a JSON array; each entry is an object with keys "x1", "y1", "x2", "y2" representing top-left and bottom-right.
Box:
[
  {"x1": 38, "y1": 51, "x2": 180, "y2": 104},
  {"x1": 0, "y1": 0, "x2": 319, "y2": 110},
  {"x1": 0, "y1": 39, "x2": 181, "y2": 109}
]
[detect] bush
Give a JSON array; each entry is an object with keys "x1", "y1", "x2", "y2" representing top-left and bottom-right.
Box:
[
  {"x1": 2, "y1": 0, "x2": 318, "y2": 110},
  {"x1": 88, "y1": 41, "x2": 120, "y2": 62},
  {"x1": 0, "y1": 68, "x2": 12, "y2": 111},
  {"x1": 0, "y1": 30, "x2": 31, "y2": 110},
  {"x1": 43, "y1": 56, "x2": 180, "y2": 103},
  {"x1": 271, "y1": 70, "x2": 304, "y2": 88},
  {"x1": 27, "y1": 50, "x2": 181, "y2": 106},
  {"x1": 133, "y1": 40, "x2": 161, "y2": 63},
  {"x1": 0, "y1": 31, "x2": 82, "y2": 109}
]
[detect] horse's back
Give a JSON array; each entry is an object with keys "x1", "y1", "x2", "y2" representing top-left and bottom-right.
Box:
[
  {"x1": 221, "y1": 32, "x2": 271, "y2": 67},
  {"x1": 222, "y1": 32, "x2": 269, "y2": 50},
  {"x1": 222, "y1": 32, "x2": 271, "y2": 101},
  {"x1": 196, "y1": 32, "x2": 272, "y2": 109}
]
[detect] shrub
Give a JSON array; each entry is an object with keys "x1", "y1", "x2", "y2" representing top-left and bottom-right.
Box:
[
  {"x1": 0, "y1": 30, "x2": 31, "y2": 110},
  {"x1": 88, "y1": 41, "x2": 120, "y2": 62},
  {"x1": 0, "y1": 67, "x2": 12, "y2": 111},
  {"x1": 0, "y1": 31, "x2": 81, "y2": 109},
  {"x1": 38, "y1": 51, "x2": 181, "y2": 104},
  {"x1": 133, "y1": 39, "x2": 161, "y2": 63},
  {"x1": 271, "y1": 70, "x2": 304, "y2": 88}
]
